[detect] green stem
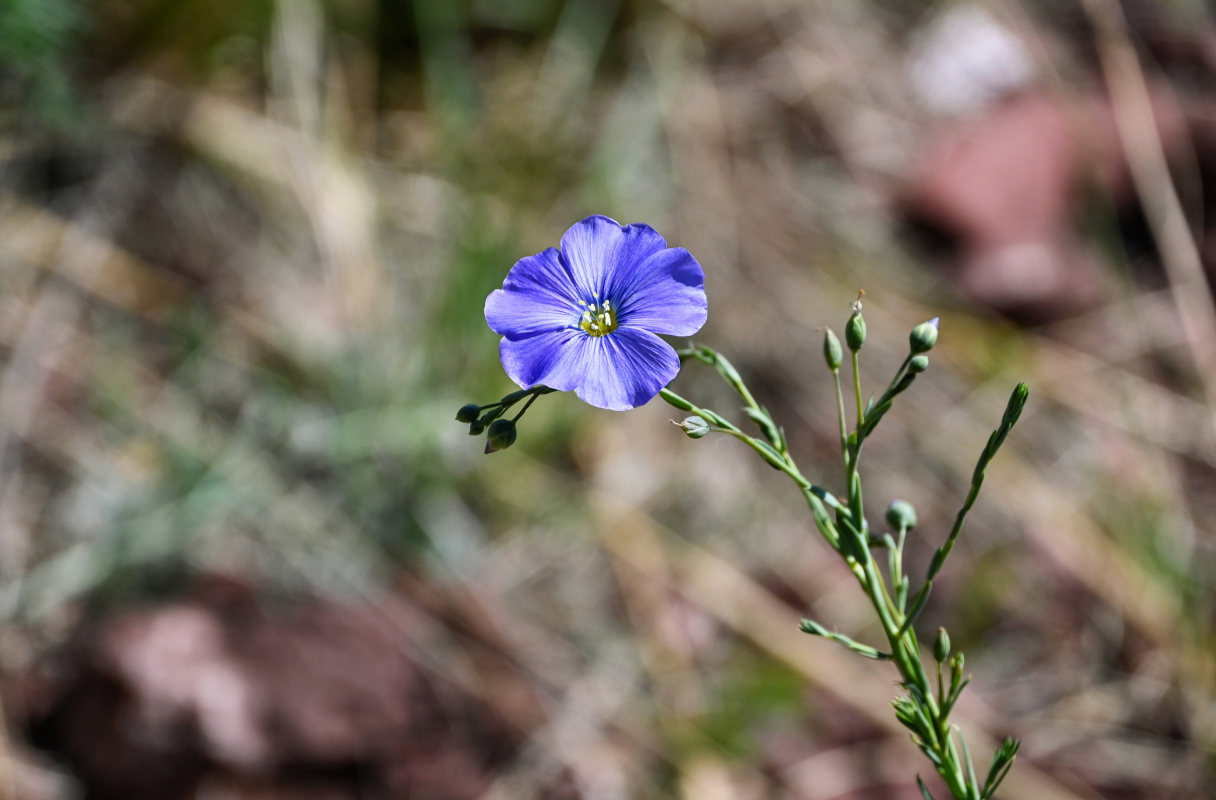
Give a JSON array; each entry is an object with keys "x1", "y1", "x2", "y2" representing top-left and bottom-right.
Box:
[
  {"x1": 837, "y1": 355, "x2": 968, "y2": 797},
  {"x1": 833, "y1": 368, "x2": 848, "y2": 460},
  {"x1": 852, "y1": 350, "x2": 864, "y2": 425},
  {"x1": 856, "y1": 558, "x2": 969, "y2": 799},
  {"x1": 511, "y1": 391, "x2": 542, "y2": 422},
  {"x1": 660, "y1": 387, "x2": 845, "y2": 556},
  {"x1": 886, "y1": 354, "x2": 913, "y2": 396},
  {"x1": 923, "y1": 384, "x2": 1030, "y2": 588},
  {"x1": 661, "y1": 367, "x2": 1016, "y2": 800},
  {"x1": 894, "y1": 526, "x2": 907, "y2": 611}
]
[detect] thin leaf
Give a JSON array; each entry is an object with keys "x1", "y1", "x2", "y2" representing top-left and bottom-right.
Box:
[{"x1": 799, "y1": 619, "x2": 891, "y2": 659}]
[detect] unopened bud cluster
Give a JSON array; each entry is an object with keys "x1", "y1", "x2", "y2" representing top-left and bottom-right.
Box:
[{"x1": 454, "y1": 386, "x2": 553, "y2": 453}]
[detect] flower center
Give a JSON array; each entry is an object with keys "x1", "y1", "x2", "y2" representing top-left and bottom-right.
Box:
[{"x1": 579, "y1": 297, "x2": 618, "y2": 337}]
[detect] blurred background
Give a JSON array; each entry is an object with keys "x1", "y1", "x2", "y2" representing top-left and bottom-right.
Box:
[{"x1": 0, "y1": 0, "x2": 1213, "y2": 797}]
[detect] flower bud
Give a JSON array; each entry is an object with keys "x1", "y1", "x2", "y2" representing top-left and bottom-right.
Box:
[
  {"x1": 823, "y1": 328, "x2": 843, "y2": 371},
  {"x1": 679, "y1": 415, "x2": 710, "y2": 439},
  {"x1": 456, "y1": 403, "x2": 481, "y2": 423},
  {"x1": 885, "y1": 499, "x2": 917, "y2": 531},
  {"x1": 484, "y1": 418, "x2": 517, "y2": 453},
  {"x1": 933, "y1": 627, "x2": 951, "y2": 663},
  {"x1": 908, "y1": 355, "x2": 929, "y2": 374},
  {"x1": 909, "y1": 317, "x2": 939, "y2": 354},
  {"x1": 845, "y1": 311, "x2": 866, "y2": 352},
  {"x1": 468, "y1": 419, "x2": 486, "y2": 435}
]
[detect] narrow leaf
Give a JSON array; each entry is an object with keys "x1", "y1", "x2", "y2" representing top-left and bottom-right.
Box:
[
  {"x1": 745, "y1": 406, "x2": 783, "y2": 449},
  {"x1": 957, "y1": 727, "x2": 979, "y2": 795},
  {"x1": 800, "y1": 619, "x2": 891, "y2": 660}
]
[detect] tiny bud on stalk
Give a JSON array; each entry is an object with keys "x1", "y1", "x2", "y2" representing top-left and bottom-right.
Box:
[
  {"x1": 484, "y1": 419, "x2": 517, "y2": 453},
  {"x1": 678, "y1": 415, "x2": 710, "y2": 439},
  {"x1": 908, "y1": 355, "x2": 929, "y2": 374},
  {"x1": 934, "y1": 627, "x2": 951, "y2": 663},
  {"x1": 909, "y1": 317, "x2": 939, "y2": 354},
  {"x1": 845, "y1": 310, "x2": 866, "y2": 352},
  {"x1": 456, "y1": 403, "x2": 481, "y2": 423},
  {"x1": 823, "y1": 328, "x2": 843, "y2": 371},
  {"x1": 886, "y1": 499, "x2": 917, "y2": 531}
]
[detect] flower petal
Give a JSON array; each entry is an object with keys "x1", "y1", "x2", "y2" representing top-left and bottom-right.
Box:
[
  {"x1": 498, "y1": 328, "x2": 587, "y2": 391},
  {"x1": 498, "y1": 322, "x2": 680, "y2": 409},
  {"x1": 485, "y1": 248, "x2": 581, "y2": 338},
  {"x1": 572, "y1": 327, "x2": 680, "y2": 411},
  {"x1": 560, "y1": 216, "x2": 668, "y2": 298},
  {"x1": 611, "y1": 247, "x2": 707, "y2": 336}
]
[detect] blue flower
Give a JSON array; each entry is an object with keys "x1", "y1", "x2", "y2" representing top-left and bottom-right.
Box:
[{"x1": 485, "y1": 215, "x2": 708, "y2": 411}]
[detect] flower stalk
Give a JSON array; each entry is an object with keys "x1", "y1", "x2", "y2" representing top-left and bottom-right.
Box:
[{"x1": 660, "y1": 311, "x2": 1027, "y2": 800}]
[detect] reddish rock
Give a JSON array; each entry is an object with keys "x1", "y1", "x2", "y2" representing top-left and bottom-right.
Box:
[{"x1": 17, "y1": 578, "x2": 520, "y2": 800}]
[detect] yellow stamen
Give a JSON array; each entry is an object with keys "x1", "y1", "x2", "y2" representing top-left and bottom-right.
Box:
[{"x1": 579, "y1": 298, "x2": 618, "y2": 337}]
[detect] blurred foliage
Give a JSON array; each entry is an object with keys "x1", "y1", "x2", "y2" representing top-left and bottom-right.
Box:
[{"x1": 0, "y1": 0, "x2": 82, "y2": 126}]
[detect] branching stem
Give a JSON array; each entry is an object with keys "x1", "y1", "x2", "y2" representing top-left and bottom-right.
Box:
[{"x1": 660, "y1": 343, "x2": 1027, "y2": 800}]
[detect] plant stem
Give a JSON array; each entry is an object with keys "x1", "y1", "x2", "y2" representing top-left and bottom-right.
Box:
[
  {"x1": 661, "y1": 368, "x2": 1028, "y2": 800},
  {"x1": 511, "y1": 390, "x2": 542, "y2": 422},
  {"x1": 852, "y1": 351, "x2": 864, "y2": 425},
  {"x1": 833, "y1": 369, "x2": 848, "y2": 459}
]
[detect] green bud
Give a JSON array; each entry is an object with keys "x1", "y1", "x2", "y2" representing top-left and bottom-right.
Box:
[
  {"x1": 845, "y1": 310, "x2": 866, "y2": 352},
  {"x1": 456, "y1": 403, "x2": 481, "y2": 423},
  {"x1": 933, "y1": 627, "x2": 951, "y2": 663},
  {"x1": 885, "y1": 499, "x2": 917, "y2": 531},
  {"x1": 1003, "y1": 382, "x2": 1030, "y2": 430},
  {"x1": 468, "y1": 419, "x2": 486, "y2": 435},
  {"x1": 909, "y1": 317, "x2": 939, "y2": 354},
  {"x1": 678, "y1": 415, "x2": 710, "y2": 439},
  {"x1": 908, "y1": 355, "x2": 929, "y2": 374},
  {"x1": 484, "y1": 418, "x2": 517, "y2": 453},
  {"x1": 823, "y1": 328, "x2": 843, "y2": 371}
]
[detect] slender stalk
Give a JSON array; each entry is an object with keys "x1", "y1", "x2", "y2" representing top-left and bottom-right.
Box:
[
  {"x1": 852, "y1": 351, "x2": 864, "y2": 425},
  {"x1": 833, "y1": 369, "x2": 848, "y2": 459},
  {"x1": 885, "y1": 354, "x2": 913, "y2": 396},
  {"x1": 660, "y1": 387, "x2": 844, "y2": 556},
  {"x1": 894, "y1": 526, "x2": 908, "y2": 611},
  {"x1": 511, "y1": 390, "x2": 542, "y2": 421}
]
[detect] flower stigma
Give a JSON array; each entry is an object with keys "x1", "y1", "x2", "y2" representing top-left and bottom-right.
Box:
[{"x1": 578, "y1": 295, "x2": 618, "y2": 337}]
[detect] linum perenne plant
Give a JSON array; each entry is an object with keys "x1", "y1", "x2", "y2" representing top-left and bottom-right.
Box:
[{"x1": 458, "y1": 216, "x2": 1028, "y2": 799}]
